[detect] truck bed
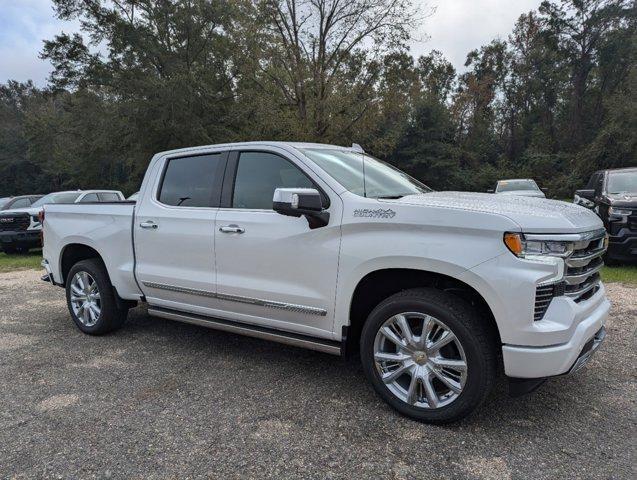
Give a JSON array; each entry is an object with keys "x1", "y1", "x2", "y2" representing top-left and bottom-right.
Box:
[{"x1": 42, "y1": 202, "x2": 142, "y2": 298}]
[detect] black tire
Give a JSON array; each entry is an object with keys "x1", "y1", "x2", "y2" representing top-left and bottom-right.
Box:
[
  {"x1": 360, "y1": 288, "x2": 497, "y2": 424},
  {"x1": 65, "y1": 258, "x2": 128, "y2": 335}
]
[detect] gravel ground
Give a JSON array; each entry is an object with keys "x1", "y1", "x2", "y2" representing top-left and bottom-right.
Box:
[{"x1": 0, "y1": 269, "x2": 635, "y2": 479}]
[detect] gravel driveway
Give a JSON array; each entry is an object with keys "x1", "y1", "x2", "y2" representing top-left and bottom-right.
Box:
[{"x1": 0, "y1": 269, "x2": 635, "y2": 479}]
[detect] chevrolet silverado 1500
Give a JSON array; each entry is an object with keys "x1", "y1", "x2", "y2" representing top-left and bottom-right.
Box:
[{"x1": 41, "y1": 142, "x2": 610, "y2": 423}]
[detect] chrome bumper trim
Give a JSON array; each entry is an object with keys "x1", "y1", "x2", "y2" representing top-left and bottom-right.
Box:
[
  {"x1": 567, "y1": 327, "x2": 606, "y2": 375},
  {"x1": 41, "y1": 259, "x2": 54, "y2": 285}
]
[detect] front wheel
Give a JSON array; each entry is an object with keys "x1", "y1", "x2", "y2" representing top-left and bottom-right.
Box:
[
  {"x1": 65, "y1": 258, "x2": 128, "y2": 335},
  {"x1": 360, "y1": 288, "x2": 497, "y2": 424}
]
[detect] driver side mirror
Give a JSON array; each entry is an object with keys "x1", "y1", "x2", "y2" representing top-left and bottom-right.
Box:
[
  {"x1": 273, "y1": 188, "x2": 329, "y2": 229},
  {"x1": 574, "y1": 189, "x2": 595, "y2": 208}
]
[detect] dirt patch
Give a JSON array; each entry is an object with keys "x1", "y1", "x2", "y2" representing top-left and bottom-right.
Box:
[
  {"x1": 0, "y1": 333, "x2": 35, "y2": 350},
  {"x1": 37, "y1": 394, "x2": 80, "y2": 412},
  {"x1": 459, "y1": 456, "x2": 512, "y2": 480}
]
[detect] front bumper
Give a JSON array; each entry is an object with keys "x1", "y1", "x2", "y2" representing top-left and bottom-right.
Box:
[
  {"x1": 607, "y1": 227, "x2": 637, "y2": 263},
  {"x1": 0, "y1": 230, "x2": 41, "y2": 249},
  {"x1": 502, "y1": 289, "x2": 609, "y2": 378}
]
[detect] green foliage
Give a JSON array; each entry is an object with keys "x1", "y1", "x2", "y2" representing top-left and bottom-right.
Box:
[
  {"x1": 0, "y1": 0, "x2": 635, "y2": 198},
  {"x1": 0, "y1": 251, "x2": 42, "y2": 273},
  {"x1": 601, "y1": 265, "x2": 637, "y2": 285}
]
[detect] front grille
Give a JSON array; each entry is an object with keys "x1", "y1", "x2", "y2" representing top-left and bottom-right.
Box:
[
  {"x1": 534, "y1": 230, "x2": 606, "y2": 320},
  {"x1": 563, "y1": 232, "x2": 606, "y2": 302},
  {"x1": 0, "y1": 214, "x2": 30, "y2": 232},
  {"x1": 628, "y1": 213, "x2": 637, "y2": 231}
]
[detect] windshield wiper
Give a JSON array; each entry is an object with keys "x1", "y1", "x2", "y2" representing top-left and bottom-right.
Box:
[{"x1": 376, "y1": 195, "x2": 406, "y2": 199}]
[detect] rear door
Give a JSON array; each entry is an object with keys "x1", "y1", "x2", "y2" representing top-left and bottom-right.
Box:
[
  {"x1": 134, "y1": 150, "x2": 228, "y2": 313},
  {"x1": 213, "y1": 148, "x2": 342, "y2": 338}
]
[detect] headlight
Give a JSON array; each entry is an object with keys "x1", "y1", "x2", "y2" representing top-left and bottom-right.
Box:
[
  {"x1": 31, "y1": 215, "x2": 40, "y2": 224},
  {"x1": 504, "y1": 233, "x2": 573, "y2": 258},
  {"x1": 609, "y1": 207, "x2": 631, "y2": 216}
]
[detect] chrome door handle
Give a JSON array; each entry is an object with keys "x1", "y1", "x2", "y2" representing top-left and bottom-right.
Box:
[
  {"x1": 140, "y1": 221, "x2": 158, "y2": 229},
  {"x1": 219, "y1": 224, "x2": 245, "y2": 234}
]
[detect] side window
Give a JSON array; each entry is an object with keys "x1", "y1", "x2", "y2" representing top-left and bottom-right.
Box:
[
  {"x1": 158, "y1": 153, "x2": 225, "y2": 207},
  {"x1": 232, "y1": 152, "x2": 314, "y2": 209},
  {"x1": 11, "y1": 198, "x2": 30, "y2": 208},
  {"x1": 79, "y1": 193, "x2": 99, "y2": 203},
  {"x1": 98, "y1": 192, "x2": 121, "y2": 202},
  {"x1": 586, "y1": 173, "x2": 599, "y2": 190}
]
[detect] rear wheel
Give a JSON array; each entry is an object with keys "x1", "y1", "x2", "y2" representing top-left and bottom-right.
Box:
[
  {"x1": 360, "y1": 288, "x2": 497, "y2": 424},
  {"x1": 65, "y1": 259, "x2": 128, "y2": 335}
]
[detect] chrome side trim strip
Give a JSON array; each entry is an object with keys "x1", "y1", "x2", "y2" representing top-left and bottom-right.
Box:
[
  {"x1": 142, "y1": 281, "x2": 327, "y2": 316},
  {"x1": 143, "y1": 281, "x2": 217, "y2": 298},
  {"x1": 216, "y1": 293, "x2": 327, "y2": 316},
  {"x1": 148, "y1": 307, "x2": 341, "y2": 355}
]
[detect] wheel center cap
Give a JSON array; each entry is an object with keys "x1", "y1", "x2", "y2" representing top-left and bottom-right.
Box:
[{"x1": 413, "y1": 351, "x2": 428, "y2": 365}]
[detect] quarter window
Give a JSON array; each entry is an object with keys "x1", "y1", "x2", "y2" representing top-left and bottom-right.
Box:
[
  {"x1": 159, "y1": 154, "x2": 225, "y2": 207},
  {"x1": 79, "y1": 193, "x2": 99, "y2": 203},
  {"x1": 98, "y1": 192, "x2": 121, "y2": 202},
  {"x1": 232, "y1": 152, "x2": 314, "y2": 209}
]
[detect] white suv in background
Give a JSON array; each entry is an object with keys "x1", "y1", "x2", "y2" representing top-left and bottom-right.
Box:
[{"x1": 0, "y1": 190, "x2": 124, "y2": 254}]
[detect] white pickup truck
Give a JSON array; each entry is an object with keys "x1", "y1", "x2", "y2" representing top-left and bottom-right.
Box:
[{"x1": 41, "y1": 142, "x2": 609, "y2": 423}]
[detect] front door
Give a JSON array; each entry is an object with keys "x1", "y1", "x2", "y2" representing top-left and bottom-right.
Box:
[
  {"x1": 214, "y1": 149, "x2": 342, "y2": 339},
  {"x1": 134, "y1": 151, "x2": 227, "y2": 312}
]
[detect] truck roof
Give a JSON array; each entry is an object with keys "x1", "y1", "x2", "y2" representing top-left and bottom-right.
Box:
[{"x1": 155, "y1": 141, "x2": 355, "y2": 157}]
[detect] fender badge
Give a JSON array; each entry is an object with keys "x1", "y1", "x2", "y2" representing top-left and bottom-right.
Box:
[{"x1": 353, "y1": 208, "x2": 396, "y2": 219}]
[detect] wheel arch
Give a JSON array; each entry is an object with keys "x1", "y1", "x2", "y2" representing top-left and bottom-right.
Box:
[
  {"x1": 345, "y1": 267, "x2": 501, "y2": 354},
  {"x1": 59, "y1": 242, "x2": 104, "y2": 286}
]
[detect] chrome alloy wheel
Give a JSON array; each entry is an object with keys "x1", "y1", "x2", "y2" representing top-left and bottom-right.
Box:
[
  {"x1": 69, "y1": 271, "x2": 101, "y2": 327},
  {"x1": 373, "y1": 312, "x2": 468, "y2": 409}
]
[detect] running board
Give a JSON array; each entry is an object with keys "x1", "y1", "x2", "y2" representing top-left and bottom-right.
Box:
[{"x1": 147, "y1": 306, "x2": 342, "y2": 355}]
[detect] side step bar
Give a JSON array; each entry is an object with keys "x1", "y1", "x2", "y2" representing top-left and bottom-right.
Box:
[{"x1": 147, "y1": 306, "x2": 342, "y2": 355}]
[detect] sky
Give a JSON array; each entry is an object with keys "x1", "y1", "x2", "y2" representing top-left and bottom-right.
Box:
[{"x1": 0, "y1": 0, "x2": 543, "y2": 86}]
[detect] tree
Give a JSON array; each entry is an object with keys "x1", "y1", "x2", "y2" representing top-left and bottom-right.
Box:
[{"x1": 239, "y1": 0, "x2": 422, "y2": 140}]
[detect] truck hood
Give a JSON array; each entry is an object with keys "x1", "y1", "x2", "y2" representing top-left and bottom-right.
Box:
[
  {"x1": 389, "y1": 192, "x2": 603, "y2": 233},
  {"x1": 605, "y1": 193, "x2": 637, "y2": 209}
]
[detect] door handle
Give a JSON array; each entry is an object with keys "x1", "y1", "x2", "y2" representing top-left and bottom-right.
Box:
[
  {"x1": 219, "y1": 224, "x2": 245, "y2": 234},
  {"x1": 140, "y1": 221, "x2": 158, "y2": 229}
]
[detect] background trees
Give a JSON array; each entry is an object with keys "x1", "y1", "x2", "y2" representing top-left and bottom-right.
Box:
[{"x1": 0, "y1": 0, "x2": 634, "y2": 197}]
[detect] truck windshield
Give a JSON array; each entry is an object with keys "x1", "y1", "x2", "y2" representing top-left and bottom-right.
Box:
[
  {"x1": 607, "y1": 171, "x2": 637, "y2": 194},
  {"x1": 496, "y1": 180, "x2": 539, "y2": 192},
  {"x1": 300, "y1": 148, "x2": 431, "y2": 198},
  {"x1": 31, "y1": 192, "x2": 81, "y2": 207}
]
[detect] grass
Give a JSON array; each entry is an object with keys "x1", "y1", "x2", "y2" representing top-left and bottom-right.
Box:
[
  {"x1": 0, "y1": 250, "x2": 43, "y2": 273},
  {"x1": 601, "y1": 265, "x2": 637, "y2": 285},
  {"x1": 0, "y1": 249, "x2": 635, "y2": 284}
]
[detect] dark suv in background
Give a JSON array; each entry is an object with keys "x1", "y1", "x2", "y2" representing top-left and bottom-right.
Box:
[{"x1": 575, "y1": 167, "x2": 637, "y2": 264}]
